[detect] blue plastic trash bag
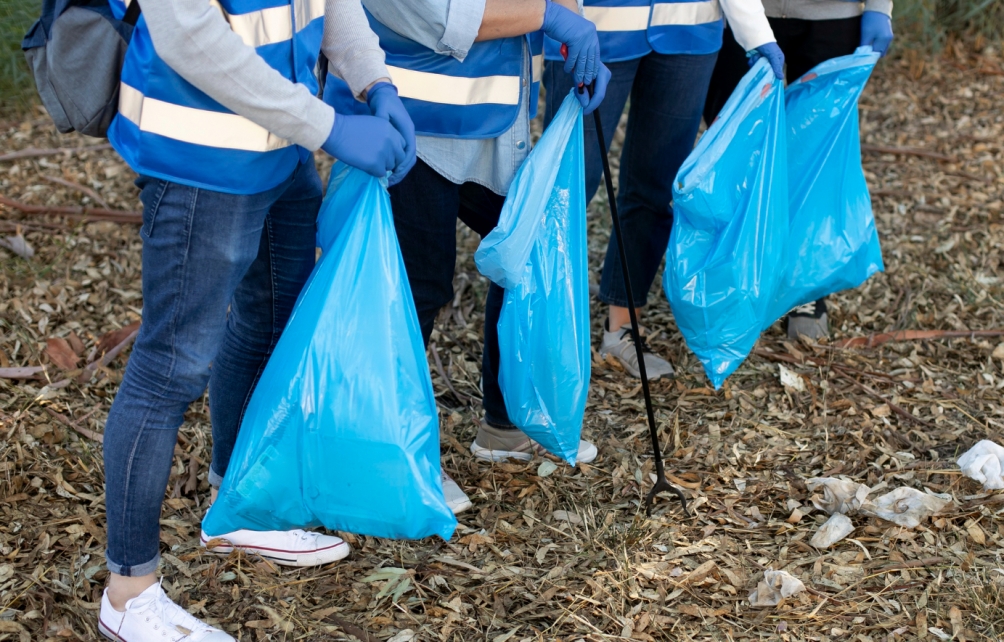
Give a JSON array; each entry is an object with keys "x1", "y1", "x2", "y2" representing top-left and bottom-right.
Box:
[
  {"x1": 203, "y1": 164, "x2": 456, "y2": 541},
  {"x1": 474, "y1": 91, "x2": 589, "y2": 465},
  {"x1": 664, "y1": 59, "x2": 788, "y2": 389},
  {"x1": 771, "y1": 46, "x2": 884, "y2": 319}
]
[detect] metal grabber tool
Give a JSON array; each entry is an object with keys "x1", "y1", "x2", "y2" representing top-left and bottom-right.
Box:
[{"x1": 560, "y1": 44, "x2": 688, "y2": 516}]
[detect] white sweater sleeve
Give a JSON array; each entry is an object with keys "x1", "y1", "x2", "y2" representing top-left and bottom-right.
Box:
[
  {"x1": 718, "y1": 0, "x2": 776, "y2": 51},
  {"x1": 141, "y1": 0, "x2": 387, "y2": 151},
  {"x1": 321, "y1": 0, "x2": 390, "y2": 100}
]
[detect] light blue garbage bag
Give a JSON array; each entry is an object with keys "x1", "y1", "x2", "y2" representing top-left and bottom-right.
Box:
[
  {"x1": 474, "y1": 92, "x2": 589, "y2": 465},
  {"x1": 664, "y1": 59, "x2": 788, "y2": 389},
  {"x1": 203, "y1": 164, "x2": 457, "y2": 541},
  {"x1": 771, "y1": 46, "x2": 884, "y2": 319}
]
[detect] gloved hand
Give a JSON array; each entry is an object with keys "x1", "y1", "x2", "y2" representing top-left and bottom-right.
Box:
[
  {"x1": 366, "y1": 82, "x2": 416, "y2": 186},
  {"x1": 860, "y1": 11, "x2": 893, "y2": 57},
  {"x1": 321, "y1": 113, "x2": 406, "y2": 180},
  {"x1": 748, "y1": 42, "x2": 785, "y2": 80},
  {"x1": 579, "y1": 63, "x2": 610, "y2": 115},
  {"x1": 542, "y1": 0, "x2": 600, "y2": 86}
]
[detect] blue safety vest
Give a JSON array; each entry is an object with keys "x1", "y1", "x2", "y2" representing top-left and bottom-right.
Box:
[
  {"x1": 325, "y1": 13, "x2": 543, "y2": 139},
  {"x1": 106, "y1": 0, "x2": 325, "y2": 194},
  {"x1": 544, "y1": 0, "x2": 723, "y2": 63}
]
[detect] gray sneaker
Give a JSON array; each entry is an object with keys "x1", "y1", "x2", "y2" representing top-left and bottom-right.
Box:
[
  {"x1": 786, "y1": 299, "x2": 829, "y2": 340},
  {"x1": 441, "y1": 472, "x2": 472, "y2": 514},
  {"x1": 599, "y1": 322, "x2": 675, "y2": 380},
  {"x1": 470, "y1": 421, "x2": 598, "y2": 464}
]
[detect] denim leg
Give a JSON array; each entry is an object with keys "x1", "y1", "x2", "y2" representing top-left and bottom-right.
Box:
[
  {"x1": 103, "y1": 174, "x2": 290, "y2": 576},
  {"x1": 598, "y1": 51, "x2": 719, "y2": 309},
  {"x1": 543, "y1": 59, "x2": 639, "y2": 203},
  {"x1": 207, "y1": 163, "x2": 321, "y2": 486},
  {"x1": 457, "y1": 183, "x2": 508, "y2": 428},
  {"x1": 388, "y1": 159, "x2": 462, "y2": 345}
]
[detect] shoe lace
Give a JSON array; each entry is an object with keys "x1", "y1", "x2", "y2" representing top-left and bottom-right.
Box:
[
  {"x1": 792, "y1": 302, "x2": 817, "y2": 315},
  {"x1": 137, "y1": 585, "x2": 212, "y2": 641},
  {"x1": 618, "y1": 327, "x2": 653, "y2": 354}
]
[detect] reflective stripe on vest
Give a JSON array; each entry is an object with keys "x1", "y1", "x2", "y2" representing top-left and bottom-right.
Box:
[
  {"x1": 106, "y1": 0, "x2": 323, "y2": 194},
  {"x1": 325, "y1": 14, "x2": 542, "y2": 139},
  {"x1": 544, "y1": 0, "x2": 723, "y2": 63}
]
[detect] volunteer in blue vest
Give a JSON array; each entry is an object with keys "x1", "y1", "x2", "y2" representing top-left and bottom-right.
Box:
[
  {"x1": 703, "y1": 0, "x2": 894, "y2": 339},
  {"x1": 542, "y1": 0, "x2": 783, "y2": 381},
  {"x1": 97, "y1": 0, "x2": 414, "y2": 639},
  {"x1": 325, "y1": 0, "x2": 610, "y2": 513}
]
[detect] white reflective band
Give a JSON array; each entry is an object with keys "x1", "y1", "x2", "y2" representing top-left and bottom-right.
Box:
[
  {"x1": 584, "y1": 5, "x2": 651, "y2": 32},
  {"x1": 651, "y1": 0, "x2": 722, "y2": 26},
  {"x1": 531, "y1": 54, "x2": 543, "y2": 84},
  {"x1": 118, "y1": 84, "x2": 291, "y2": 152},
  {"x1": 388, "y1": 66, "x2": 520, "y2": 106},
  {"x1": 211, "y1": 0, "x2": 325, "y2": 49}
]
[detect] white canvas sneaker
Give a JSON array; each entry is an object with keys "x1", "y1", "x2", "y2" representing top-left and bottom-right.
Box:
[
  {"x1": 442, "y1": 472, "x2": 472, "y2": 514},
  {"x1": 200, "y1": 528, "x2": 349, "y2": 567},
  {"x1": 99, "y1": 581, "x2": 233, "y2": 641}
]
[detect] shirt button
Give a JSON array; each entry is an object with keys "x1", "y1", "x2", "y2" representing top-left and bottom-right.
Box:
[{"x1": 516, "y1": 141, "x2": 526, "y2": 150}]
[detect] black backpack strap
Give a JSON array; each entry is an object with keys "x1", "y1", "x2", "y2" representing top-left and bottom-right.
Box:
[{"x1": 123, "y1": 0, "x2": 141, "y2": 26}]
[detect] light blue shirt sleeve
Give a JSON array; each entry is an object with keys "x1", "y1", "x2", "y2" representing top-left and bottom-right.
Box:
[{"x1": 362, "y1": 0, "x2": 486, "y2": 61}]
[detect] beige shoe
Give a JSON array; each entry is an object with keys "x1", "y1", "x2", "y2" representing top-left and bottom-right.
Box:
[
  {"x1": 598, "y1": 321, "x2": 675, "y2": 380},
  {"x1": 441, "y1": 472, "x2": 472, "y2": 514},
  {"x1": 470, "y1": 421, "x2": 597, "y2": 464}
]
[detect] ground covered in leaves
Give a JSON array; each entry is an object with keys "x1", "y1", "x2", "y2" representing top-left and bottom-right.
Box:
[{"x1": 2, "y1": 42, "x2": 1004, "y2": 642}]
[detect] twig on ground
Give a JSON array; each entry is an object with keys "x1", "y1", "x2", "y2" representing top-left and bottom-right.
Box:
[
  {"x1": 860, "y1": 144, "x2": 954, "y2": 162},
  {"x1": 0, "y1": 195, "x2": 141, "y2": 223},
  {"x1": 46, "y1": 408, "x2": 103, "y2": 443},
  {"x1": 834, "y1": 329, "x2": 1004, "y2": 349},
  {"x1": 40, "y1": 175, "x2": 111, "y2": 209},
  {"x1": 0, "y1": 366, "x2": 45, "y2": 379},
  {"x1": 0, "y1": 143, "x2": 112, "y2": 163}
]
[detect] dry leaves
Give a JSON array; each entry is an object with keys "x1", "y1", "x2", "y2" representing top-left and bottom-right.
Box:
[{"x1": 1, "y1": 43, "x2": 1003, "y2": 641}]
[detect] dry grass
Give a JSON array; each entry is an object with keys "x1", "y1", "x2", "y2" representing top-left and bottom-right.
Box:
[{"x1": 1, "y1": 44, "x2": 1004, "y2": 641}]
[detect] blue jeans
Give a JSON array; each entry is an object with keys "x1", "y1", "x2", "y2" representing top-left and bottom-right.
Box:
[
  {"x1": 103, "y1": 163, "x2": 321, "y2": 576},
  {"x1": 388, "y1": 159, "x2": 512, "y2": 429},
  {"x1": 544, "y1": 51, "x2": 717, "y2": 309}
]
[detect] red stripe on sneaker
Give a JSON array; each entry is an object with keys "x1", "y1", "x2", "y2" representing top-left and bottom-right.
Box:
[{"x1": 98, "y1": 617, "x2": 127, "y2": 641}]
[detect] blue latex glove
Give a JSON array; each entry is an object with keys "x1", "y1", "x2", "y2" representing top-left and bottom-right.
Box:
[
  {"x1": 321, "y1": 113, "x2": 406, "y2": 179},
  {"x1": 542, "y1": 0, "x2": 600, "y2": 86},
  {"x1": 748, "y1": 42, "x2": 785, "y2": 80},
  {"x1": 580, "y1": 63, "x2": 610, "y2": 115},
  {"x1": 860, "y1": 11, "x2": 893, "y2": 57},
  {"x1": 366, "y1": 82, "x2": 416, "y2": 186}
]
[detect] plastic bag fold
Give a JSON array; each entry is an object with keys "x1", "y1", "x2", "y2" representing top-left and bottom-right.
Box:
[
  {"x1": 203, "y1": 164, "x2": 456, "y2": 541},
  {"x1": 474, "y1": 92, "x2": 590, "y2": 464}
]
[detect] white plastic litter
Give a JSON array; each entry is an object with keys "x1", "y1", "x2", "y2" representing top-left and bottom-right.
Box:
[
  {"x1": 806, "y1": 477, "x2": 871, "y2": 515},
  {"x1": 957, "y1": 440, "x2": 1004, "y2": 490},
  {"x1": 0, "y1": 232, "x2": 34, "y2": 259},
  {"x1": 748, "y1": 570, "x2": 806, "y2": 607},
  {"x1": 810, "y1": 513, "x2": 855, "y2": 549},
  {"x1": 860, "y1": 487, "x2": 951, "y2": 528}
]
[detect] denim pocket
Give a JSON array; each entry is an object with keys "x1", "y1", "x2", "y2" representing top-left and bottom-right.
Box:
[{"x1": 137, "y1": 177, "x2": 169, "y2": 239}]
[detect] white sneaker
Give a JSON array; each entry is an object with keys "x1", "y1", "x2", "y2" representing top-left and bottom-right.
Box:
[
  {"x1": 200, "y1": 528, "x2": 349, "y2": 567},
  {"x1": 99, "y1": 581, "x2": 233, "y2": 641},
  {"x1": 470, "y1": 421, "x2": 598, "y2": 464},
  {"x1": 442, "y1": 472, "x2": 472, "y2": 514}
]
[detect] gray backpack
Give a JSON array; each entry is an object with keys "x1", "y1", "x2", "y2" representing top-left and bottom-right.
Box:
[{"x1": 22, "y1": 0, "x2": 141, "y2": 138}]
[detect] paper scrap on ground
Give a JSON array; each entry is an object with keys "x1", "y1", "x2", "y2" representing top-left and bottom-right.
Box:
[
  {"x1": 860, "y1": 487, "x2": 951, "y2": 528},
  {"x1": 748, "y1": 570, "x2": 806, "y2": 607},
  {"x1": 957, "y1": 440, "x2": 1004, "y2": 490},
  {"x1": 806, "y1": 477, "x2": 871, "y2": 514},
  {"x1": 778, "y1": 364, "x2": 806, "y2": 392},
  {"x1": 0, "y1": 232, "x2": 34, "y2": 259},
  {"x1": 810, "y1": 513, "x2": 855, "y2": 549}
]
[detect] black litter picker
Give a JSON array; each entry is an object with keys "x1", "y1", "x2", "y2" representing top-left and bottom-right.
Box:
[{"x1": 560, "y1": 44, "x2": 688, "y2": 516}]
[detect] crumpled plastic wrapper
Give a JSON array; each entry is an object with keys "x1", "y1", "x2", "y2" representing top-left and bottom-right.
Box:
[
  {"x1": 957, "y1": 440, "x2": 1004, "y2": 490},
  {"x1": 806, "y1": 477, "x2": 871, "y2": 515},
  {"x1": 748, "y1": 570, "x2": 806, "y2": 607},
  {"x1": 810, "y1": 513, "x2": 855, "y2": 549},
  {"x1": 860, "y1": 487, "x2": 951, "y2": 528}
]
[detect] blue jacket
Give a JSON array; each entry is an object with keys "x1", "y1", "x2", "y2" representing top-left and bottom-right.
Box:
[
  {"x1": 107, "y1": 0, "x2": 325, "y2": 193},
  {"x1": 545, "y1": 0, "x2": 724, "y2": 63}
]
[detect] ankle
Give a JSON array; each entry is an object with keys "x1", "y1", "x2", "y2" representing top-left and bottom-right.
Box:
[{"x1": 106, "y1": 573, "x2": 158, "y2": 611}]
